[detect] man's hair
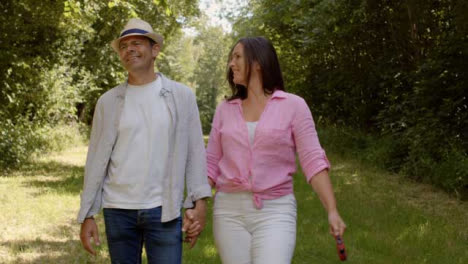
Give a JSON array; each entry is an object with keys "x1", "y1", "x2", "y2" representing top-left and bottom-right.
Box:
[{"x1": 226, "y1": 37, "x2": 285, "y2": 101}]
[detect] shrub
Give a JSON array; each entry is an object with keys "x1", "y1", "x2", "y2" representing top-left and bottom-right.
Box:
[
  {"x1": 318, "y1": 125, "x2": 468, "y2": 199},
  {"x1": 0, "y1": 119, "x2": 85, "y2": 170},
  {"x1": 0, "y1": 118, "x2": 39, "y2": 169}
]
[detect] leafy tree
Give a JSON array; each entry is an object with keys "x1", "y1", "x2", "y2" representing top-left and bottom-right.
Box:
[
  {"x1": 231, "y1": 0, "x2": 468, "y2": 197},
  {"x1": 192, "y1": 24, "x2": 231, "y2": 134},
  {"x1": 0, "y1": 0, "x2": 200, "y2": 168},
  {"x1": 160, "y1": 15, "x2": 231, "y2": 134}
]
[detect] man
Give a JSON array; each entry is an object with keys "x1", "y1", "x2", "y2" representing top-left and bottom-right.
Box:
[{"x1": 77, "y1": 18, "x2": 211, "y2": 264}]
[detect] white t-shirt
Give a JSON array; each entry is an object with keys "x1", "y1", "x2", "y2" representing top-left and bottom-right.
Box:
[
  {"x1": 103, "y1": 77, "x2": 170, "y2": 209},
  {"x1": 246, "y1": 121, "x2": 257, "y2": 145}
]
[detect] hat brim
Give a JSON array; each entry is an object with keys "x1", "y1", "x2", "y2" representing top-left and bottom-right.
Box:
[{"x1": 111, "y1": 32, "x2": 164, "y2": 52}]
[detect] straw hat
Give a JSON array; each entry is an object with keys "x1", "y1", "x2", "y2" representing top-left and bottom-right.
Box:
[{"x1": 111, "y1": 18, "x2": 164, "y2": 52}]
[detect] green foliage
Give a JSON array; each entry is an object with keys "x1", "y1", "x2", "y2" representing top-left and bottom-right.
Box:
[
  {"x1": 60, "y1": 0, "x2": 200, "y2": 124},
  {"x1": 37, "y1": 123, "x2": 87, "y2": 153},
  {"x1": 319, "y1": 125, "x2": 468, "y2": 199},
  {"x1": 0, "y1": 0, "x2": 200, "y2": 168},
  {"x1": 232, "y1": 0, "x2": 468, "y2": 197},
  {"x1": 192, "y1": 25, "x2": 231, "y2": 134},
  {"x1": 160, "y1": 16, "x2": 231, "y2": 134},
  {"x1": 158, "y1": 30, "x2": 199, "y2": 87},
  {"x1": 0, "y1": 119, "x2": 38, "y2": 169}
]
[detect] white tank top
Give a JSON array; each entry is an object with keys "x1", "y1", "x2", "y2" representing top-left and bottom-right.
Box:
[{"x1": 246, "y1": 121, "x2": 258, "y2": 145}]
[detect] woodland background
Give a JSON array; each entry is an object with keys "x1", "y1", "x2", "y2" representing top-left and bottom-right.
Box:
[{"x1": 0, "y1": 0, "x2": 466, "y2": 198}]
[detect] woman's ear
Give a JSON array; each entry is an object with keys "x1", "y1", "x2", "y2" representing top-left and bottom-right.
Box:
[{"x1": 253, "y1": 61, "x2": 261, "y2": 71}]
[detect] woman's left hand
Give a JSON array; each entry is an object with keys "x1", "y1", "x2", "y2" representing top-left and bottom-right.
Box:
[{"x1": 328, "y1": 210, "x2": 346, "y2": 237}]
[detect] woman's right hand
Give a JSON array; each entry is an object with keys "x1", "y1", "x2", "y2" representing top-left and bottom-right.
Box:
[{"x1": 328, "y1": 210, "x2": 346, "y2": 237}]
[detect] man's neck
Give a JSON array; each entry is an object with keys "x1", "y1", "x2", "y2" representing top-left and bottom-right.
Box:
[{"x1": 127, "y1": 71, "x2": 157, "y2": 86}]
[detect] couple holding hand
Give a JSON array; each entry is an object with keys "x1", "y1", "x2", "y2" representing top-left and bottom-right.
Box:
[{"x1": 78, "y1": 18, "x2": 345, "y2": 264}]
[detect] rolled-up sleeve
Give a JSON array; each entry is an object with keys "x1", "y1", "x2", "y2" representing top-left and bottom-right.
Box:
[
  {"x1": 292, "y1": 98, "x2": 330, "y2": 183},
  {"x1": 77, "y1": 97, "x2": 105, "y2": 223},
  {"x1": 183, "y1": 91, "x2": 212, "y2": 208},
  {"x1": 206, "y1": 103, "x2": 224, "y2": 185}
]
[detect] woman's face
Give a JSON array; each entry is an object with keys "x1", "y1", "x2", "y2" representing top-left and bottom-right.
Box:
[{"x1": 229, "y1": 43, "x2": 248, "y2": 86}]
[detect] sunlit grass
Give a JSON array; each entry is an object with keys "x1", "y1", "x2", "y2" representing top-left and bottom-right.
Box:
[
  {"x1": 293, "y1": 153, "x2": 468, "y2": 263},
  {"x1": 0, "y1": 146, "x2": 109, "y2": 263},
  {"x1": 0, "y1": 145, "x2": 467, "y2": 263}
]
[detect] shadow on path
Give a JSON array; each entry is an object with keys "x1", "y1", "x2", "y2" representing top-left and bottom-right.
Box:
[
  {"x1": 1, "y1": 224, "x2": 108, "y2": 264},
  {"x1": 18, "y1": 160, "x2": 84, "y2": 195}
]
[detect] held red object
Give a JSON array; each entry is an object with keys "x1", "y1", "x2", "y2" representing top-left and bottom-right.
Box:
[{"x1": 335, "y1": 235, "x2": 347, "y2": 261}]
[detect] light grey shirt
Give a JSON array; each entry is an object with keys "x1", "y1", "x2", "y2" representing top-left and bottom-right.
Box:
[{"x1": 77, "y1": 73, "x2": 211, "y2": 223}]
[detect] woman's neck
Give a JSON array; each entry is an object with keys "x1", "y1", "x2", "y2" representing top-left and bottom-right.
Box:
[{"x1": 246, "y1": 74, "x2": 268, "y2": 103}]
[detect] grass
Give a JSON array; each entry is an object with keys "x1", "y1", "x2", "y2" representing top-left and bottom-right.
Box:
[{"x1": 0, "y1": 145, "x2": 467, "y2": 263}]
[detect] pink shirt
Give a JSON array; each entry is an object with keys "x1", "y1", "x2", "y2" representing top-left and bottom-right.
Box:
[{"x1": 206, "y1": 90, "x2": 330, "y2": 208}]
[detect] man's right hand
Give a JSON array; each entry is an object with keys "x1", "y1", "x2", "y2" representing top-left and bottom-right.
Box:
[{"x1": 80, "y1": 217, "x2": 101, "y2": 255}]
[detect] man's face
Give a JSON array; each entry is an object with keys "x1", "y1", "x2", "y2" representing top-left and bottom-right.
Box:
[{"x1": 117, "y1": 35, "x2": 159, "y2": 73}]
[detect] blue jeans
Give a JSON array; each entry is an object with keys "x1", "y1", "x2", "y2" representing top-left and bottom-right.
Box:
[{"x1": 103, "y1": 207, "x2": 182, "y2": 264}]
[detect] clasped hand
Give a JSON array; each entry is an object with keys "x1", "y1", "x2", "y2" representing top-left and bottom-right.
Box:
[{"x1": 182, "y1": 200, "x2": 207, "y2": 248}]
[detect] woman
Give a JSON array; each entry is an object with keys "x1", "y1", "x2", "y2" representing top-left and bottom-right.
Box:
[{"x1": 206, "y1": 37, "x2": 346, "y2": 264}]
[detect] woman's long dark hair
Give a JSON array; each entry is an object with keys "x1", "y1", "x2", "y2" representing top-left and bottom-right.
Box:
[{"x1": 227, "y1": 37, "x2": 285, "y2": 100}]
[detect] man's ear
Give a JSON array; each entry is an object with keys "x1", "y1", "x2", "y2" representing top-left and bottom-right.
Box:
[{"x1": 152, "y1": 44, "x2": 160, "y2": 59}]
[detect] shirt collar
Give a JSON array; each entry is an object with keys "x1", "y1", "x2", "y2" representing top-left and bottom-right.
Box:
[
  {"x1": 227, "y1": 98, "x2": 242, "y2": 104},
  {"x1": 227, "y1": 90, "x2": 287, "y2": 104},
  {"x1": 271, "y1": 90, "x2": 287, "y2": 99}
]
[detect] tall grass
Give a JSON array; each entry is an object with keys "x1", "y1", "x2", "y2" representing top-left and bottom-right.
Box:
[{"x1": 0, "y1": 144, "x2": 466, "y2": 263}]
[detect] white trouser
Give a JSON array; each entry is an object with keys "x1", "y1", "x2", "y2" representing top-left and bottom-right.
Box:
[{"x1": 213, "y1": 192, "x2": 297, "y2": 264}]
